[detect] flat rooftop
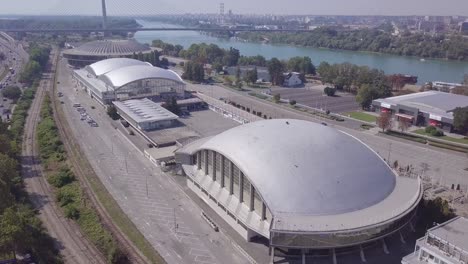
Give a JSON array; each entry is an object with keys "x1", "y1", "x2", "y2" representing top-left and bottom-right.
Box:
[
  {"x1": 374, "y1": 91, "x2": 468, "y2": 119},
  {"x1": 75, "y1": 69, "x2": 111, "y2": 93},
  {"x1": 113, "y1": 98, "x2": 178, "y2": 124},
  {"x1": 429, "y1": 216, "x2": 468, "y2": 251}
]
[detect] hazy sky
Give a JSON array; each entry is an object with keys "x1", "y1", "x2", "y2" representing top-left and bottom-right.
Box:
[{"x1": 1, "y1": 0, "x2": 468, "y2": 16}]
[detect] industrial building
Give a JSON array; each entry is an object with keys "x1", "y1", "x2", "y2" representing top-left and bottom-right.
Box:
[
  {"x1": 113, "y1": 98, "x2": 178, "y2": 131},
  {"x1": 73, "y1": 58, "x2": 186, "y2": 105},
  {"x1": 63, "y1": 39, "x2": 154, "y2": 67},
  {"x1": 372, "y1": 91, "x2": 468, "y2": 132},
  {"x1": 402, "y1": 216, "x2": 468, "y2": 264},
  {"x1": 175, "y1": 119, "x2": 422, "y2": 259}
]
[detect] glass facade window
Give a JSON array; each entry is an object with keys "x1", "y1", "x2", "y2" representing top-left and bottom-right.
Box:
[
  {"x1": 265, "y1": 207, "x2": 272, "y2": 222},
  {"x1": 207, "y1": 150, "x2": 213, "y2": 176},
  {"x1": 115, "y1": 78, "x2": 185, "y2": 100},
  {"x1": 232, "y1": 165, "x2": 240, "y2": 199},
  {"x1": 223, "y1": 159, "x2": 231, "y2": 191},
  {"x1": 200, "y1": 151, "x2": 206, "y2": 172},
  {"x1": 242, "y1": 176, "x2": 251, "y2": 206},
  {"x1": 215, "y1": 152, "x2": 222, "y2": 184},
  {"x1": 270, "y1": 208, "x2": 416, "y2": 248},
  {"x1": 254, "y1": 190, "x2": 263, "y2": 216}
]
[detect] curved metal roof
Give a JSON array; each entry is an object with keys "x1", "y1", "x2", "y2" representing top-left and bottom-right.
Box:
[
  {"x1": 63, "y1": 39, "x2": 151, "y2": 56},
  {"x1": 86, "y1": 58, "x2": 151, "y2": 76},
  {"x1": 99, "y1": 65, "x2": 185, "y2": 89},
  {"x1": 198, "y1": 119, "x2": 397, "y2": 216}
]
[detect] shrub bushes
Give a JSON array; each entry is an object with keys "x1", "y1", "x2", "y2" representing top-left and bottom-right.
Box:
[{"x1": 425, "y1": 126, "x2": 445, "y2": 137}]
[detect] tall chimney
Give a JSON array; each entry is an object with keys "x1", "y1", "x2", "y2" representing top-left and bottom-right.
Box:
[{"x1": 101, "y1": 0, "x2": 108, "y2": 30}]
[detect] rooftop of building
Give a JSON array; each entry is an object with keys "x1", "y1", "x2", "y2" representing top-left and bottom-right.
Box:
[
  {"x1": 374, "y1": 91, "x2": 468, "y2": 118},
  {"x1": 178, "y1": 119, "x2": 422, "y2": 232},
  {"x1": 75, "y1": 58, "x2": 185, "y2": 91},
  {"x1": 63, "y1": 39, "x2": 152, "y2": 56},
  {"x1": 428, "y1": 216, "x2": 468, "y2": 251},
  {"x1": 113, "y1": 98, "x2": 178, "y2": 124}
]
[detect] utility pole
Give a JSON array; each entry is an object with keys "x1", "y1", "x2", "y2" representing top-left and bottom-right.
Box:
[
  {"x1": 173, "y1": 208, "x2": 178, "y2": 232},
  {"x1": 387, "y1": 142, "x2": 392, "y2": 165}
]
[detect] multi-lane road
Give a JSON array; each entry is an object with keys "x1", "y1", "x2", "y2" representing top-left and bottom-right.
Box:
[{"x1": 0, "y1": 32, "x2": 28, "y2": 120}]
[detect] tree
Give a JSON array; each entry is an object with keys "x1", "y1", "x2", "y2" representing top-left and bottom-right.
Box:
[
  {"x1": 324, "y1": 87, "x2": 336, "y2": 96},
  {"x1": 268, "y1": 58, "x2": 285, "y2": 86},
  {"x1": 235, "y1": 66, "x2": 241, "y2": 84},
  {"x1": 163, "y1": 97, "x2": 181, "y2": 115},
  {"x1": 273, "y1": 94, "x2": 281, "y2": 103},
  {"x1": 453, "y1": 107, "x2": 468, "y2": 135},
  {"x1": 376, "y1": 112, "x2": 393, "y2": 132},
  {"x1": 245, "y1": 67, "x2": 258, "y2": 84},
  {"x1": 464, "y1": 74, "x2": 468, "y2": 85},
  {"x1": 2, "y1": 86, "x2": 22, "y2": 102},
  {"x1": 182, "y1": 61, "x2": 204, "y2": 82},
  {"x1": 356, "y1": 84, "x2": 379, "y2": 109},
  {"x1": 107, "y1": 105, "x2": 120, "y2": 120},
  {"x1": 398, "y1": 118, "x2": 410, "y2": 132},
  {"x1": 287, "y1": 56, "x2": 316, "y2": 75},
  {"x1": 289, "y1": 100, "x2": 297, "y2": 106}
]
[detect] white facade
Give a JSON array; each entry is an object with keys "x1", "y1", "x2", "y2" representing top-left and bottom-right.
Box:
[
  {"x1": 402, "y1": 217, "x2": 468, "y2": 264},
  {"x1": 283, "y1": 72, "x2": 303, "y2": 87}
]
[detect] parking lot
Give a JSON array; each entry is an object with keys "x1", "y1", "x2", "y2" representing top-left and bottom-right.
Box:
[{"x1": 270, "y1": 87, "x2": 360, "y2": 113}]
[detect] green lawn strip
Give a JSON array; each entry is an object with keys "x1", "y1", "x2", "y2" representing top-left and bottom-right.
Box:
[
  {"x1": 344, "y1": 111, "x2": 377, "y2": 123},
  {"x1": 37, "y1": 95, "x2": 125, "y2": 263},
  {"x1": 413, "y1": 129, "x2": 468, "y2": 145}
]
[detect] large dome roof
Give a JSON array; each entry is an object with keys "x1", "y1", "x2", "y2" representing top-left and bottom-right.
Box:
[
  {"x1": 198, "y1": 119, "x2": 397, "y2": 216},
  {"x1": 65, "y1": 39, "x2": 151, "y2": 56}
]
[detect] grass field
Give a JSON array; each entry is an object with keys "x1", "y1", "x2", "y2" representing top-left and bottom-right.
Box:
[
  {"x1": 413, "y1": 129, "x2": 468, "y2": 145},
  {"x1": 344, "y1": 111, "x2": 377, "y2": 123}
]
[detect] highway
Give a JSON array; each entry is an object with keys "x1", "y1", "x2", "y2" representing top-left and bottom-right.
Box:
[
  {"x1": 21, "y1": 48, "x2": 105, "y2": 264},
  {"x1": 56, "y1": 56, "x2": 249, "y2": 264},
  {"x1": 0, "y1": 32, "x2": 28, "y2": 121}
]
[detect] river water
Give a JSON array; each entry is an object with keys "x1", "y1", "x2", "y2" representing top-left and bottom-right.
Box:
[{"x1": 135, "y1": 20, "x2": 468, "y2": 84}]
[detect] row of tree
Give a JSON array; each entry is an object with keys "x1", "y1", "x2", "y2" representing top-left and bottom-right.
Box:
[
  {"x1": 19, "y1": 44, "x2": 51, "y2": 84},
  {"x1": 237, "y1": 26, "x2": 468, "y2": 61},
  {"x1": 317, "y1": 61, "x2": 392, "y2": 108},
  {"x1": 0, "y1": 84, "x2": 61, "y2": 262},
  {"x1": 182, "y1": 61, "x2": 205, "y2": 82}
]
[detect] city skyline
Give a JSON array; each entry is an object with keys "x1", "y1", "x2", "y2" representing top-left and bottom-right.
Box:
[{"x1": 1, "y1": 0, "x2": 468, "y2": 17}]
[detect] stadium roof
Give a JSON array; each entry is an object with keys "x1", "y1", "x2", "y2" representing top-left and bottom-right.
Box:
[
  {"x1": 374, "y1": 91, "x2": 468, "y2": 119},
  {"x1": 178, "y1": 119, "x2": 422, "y2": 232},
  {"x1": 63, "y1": 39, "x2": 151, "y2": 56},
  {"x1": 99, "y1": 64, "x2": 184, "y2": 89},
  {"x1": 85, "y1": 58, "x2": 151, "y2": 76},
  {"x1": 113, "y1": 98, "x2": 178, "y2": 124}
]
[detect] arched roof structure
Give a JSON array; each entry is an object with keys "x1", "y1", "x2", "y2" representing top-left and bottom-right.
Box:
[
  {"x1": 98, "y1": 65, "x2": 185, "y2": 89},
  {"x1": 85, "y1": 58, "x2": 151, "y2": 76}
]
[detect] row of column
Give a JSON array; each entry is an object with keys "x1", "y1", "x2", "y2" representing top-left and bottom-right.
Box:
[{"x1": 196, "y1": 150, "x2": 267, "y2": 221}]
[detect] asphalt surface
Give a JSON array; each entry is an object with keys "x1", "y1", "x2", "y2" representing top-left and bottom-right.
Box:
[
  {"x1": 21, "y1": 49, "x2": 105, "y2": 264},
  {"x1": 56, "y1": 56, "x2": 249, "y2": 264}
]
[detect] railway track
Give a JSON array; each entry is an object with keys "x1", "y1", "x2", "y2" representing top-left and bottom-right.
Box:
[
  {"x1": 50, "y1": 51, "x2": 150, "y2": 264},
  {"x1": 21, "y1": 49, "x2": 106, "y2": 264}
]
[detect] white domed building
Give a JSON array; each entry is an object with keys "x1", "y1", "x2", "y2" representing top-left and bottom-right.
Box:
[{"x1": 175, "y1": 119, "x2": 422, "y2": 257}]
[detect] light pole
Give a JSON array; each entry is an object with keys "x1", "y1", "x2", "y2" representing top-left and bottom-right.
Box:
[{"x1": 387, "y1": 142, "x2": 392, "y2": 165}]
